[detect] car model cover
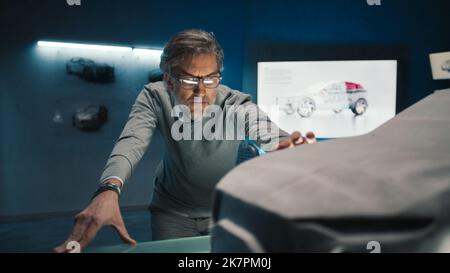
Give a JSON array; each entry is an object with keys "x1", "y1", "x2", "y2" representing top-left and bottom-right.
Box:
[{"x1": 211, "y1": 89, "x2": 450, "y2": 253}]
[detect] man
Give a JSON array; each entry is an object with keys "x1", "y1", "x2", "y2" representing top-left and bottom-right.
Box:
[{"x1": 55, "y1": 29, "x2": 315, "y2": 252}]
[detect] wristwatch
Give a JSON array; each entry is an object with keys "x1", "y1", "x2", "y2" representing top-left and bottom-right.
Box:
[{"x1": 92, "y1": 181, "x2": 122, "y2": 199}]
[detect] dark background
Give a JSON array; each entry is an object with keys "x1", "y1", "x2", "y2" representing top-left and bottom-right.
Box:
[{"x1": 1, "y1": 0, "x2": 449, "y2": 220}]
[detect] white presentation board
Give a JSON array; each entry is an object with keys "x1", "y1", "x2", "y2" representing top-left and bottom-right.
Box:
[{"x1": 257, "y1": 60, "x2": 397, "y2": 138}]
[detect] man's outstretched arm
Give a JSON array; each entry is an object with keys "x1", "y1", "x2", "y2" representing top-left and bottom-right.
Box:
[{"x1": 55, "y1": 88, "x2": 158, "y2": 252}]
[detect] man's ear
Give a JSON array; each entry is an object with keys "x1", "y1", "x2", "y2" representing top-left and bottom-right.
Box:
[{"x1": 164, "y1": 73, "x2": 173, "y2": 90}]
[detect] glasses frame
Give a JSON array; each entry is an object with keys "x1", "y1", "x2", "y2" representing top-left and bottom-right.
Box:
[{"x1": 171, "y1": 73, "x2": 222, "y2": 90}]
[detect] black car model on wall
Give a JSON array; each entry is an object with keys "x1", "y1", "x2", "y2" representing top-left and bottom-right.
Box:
[
  {"x1": 66, "y1": 57, "x2": 115, "y2": 83},
  {"x1": 72, "y1": 105, "x2": 108, "y2": 132}
]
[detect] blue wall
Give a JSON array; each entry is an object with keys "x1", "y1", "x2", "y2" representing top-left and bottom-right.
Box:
[
  {"x1": 245, "y1": 0, "x2": 450, "y2": 105},
  {"x1": 1, "y1": 0, "x2": 449, "y2": 218},
  {"x1": 0, "y1": 0, "x2": 247, "y2": 218}
]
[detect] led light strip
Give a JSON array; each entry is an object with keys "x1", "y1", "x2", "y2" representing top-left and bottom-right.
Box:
[{"x1": 37, "y1": 41, "x2": 133, "y2": 52}]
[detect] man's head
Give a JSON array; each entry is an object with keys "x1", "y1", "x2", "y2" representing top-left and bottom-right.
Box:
[{"x1": 160, "y1": 29, "x2": 224, "y2": 119}]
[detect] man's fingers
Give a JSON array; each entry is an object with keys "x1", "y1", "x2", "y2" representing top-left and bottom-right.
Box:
[
  {"x1": 276, "y1": 131, "x2": 316, "y2": 151},
  {"x1": 112, "y1": 220, "x2": 137, "y2": 245},
  {"x1": 276, "y1": 139, "x2": 291, "y2": 150},
  {"x1": 306, "y1": 131, "x2": 315, "y2": 139},
  {"x1": 54, "y1": 245, "x2": 69, "y2": 253},
  {"x1": 54, "y1": 214, "x2": 90, "y2": 253},
  {"x1": 291, "y1": 131, "x2": 306, "y2": 145},
  {"x1": 277, "y1": 132, "x2": 302, "y2": 150},
  {"x1": 278, "y1": 131, "x2": 301, "y2": 149},
  {"x1": 294, "y1": 136, "x2": 305, "y2": 145},
  {"x1": 290, "y1": 131, "x2": 301, "y2": 141},
  {"x1": 78, "y1": 220, "x2": 102, "y2": 250},
  {"x1": 305, "y1": 131, "x2": 317, "y2": 144}
]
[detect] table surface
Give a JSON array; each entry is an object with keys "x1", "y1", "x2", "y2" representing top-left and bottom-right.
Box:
[{"x1": 86, "y1": 235, "x2": 211, "y2": 253}]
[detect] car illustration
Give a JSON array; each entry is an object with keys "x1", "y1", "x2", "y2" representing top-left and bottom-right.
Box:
[
  {"x1": 441, "y1": 60, "x2": 450, "y2": 72},
  {"x1": 276, "y1": 81, "x2": 368, "y2": 118},
  {"x1": 66, "y1": 57, "x2": 115, "y2": 83}
]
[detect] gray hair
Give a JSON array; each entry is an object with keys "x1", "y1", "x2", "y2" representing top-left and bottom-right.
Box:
[{"x1": 159, "y1": 29, "x2": 224, "y2": 75}]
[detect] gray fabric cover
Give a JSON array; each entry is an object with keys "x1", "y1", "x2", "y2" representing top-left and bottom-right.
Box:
[{"x1": 211, "y1": 89, "x2": 450, "y2": 252}]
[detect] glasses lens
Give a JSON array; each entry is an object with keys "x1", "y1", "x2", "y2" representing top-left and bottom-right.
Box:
[
  {"x1": 177, "y1": 75, "x2": 221, "y2": 89},
  {"x1": 179, "y1": 78, "x2": 198, "y2": 89},
  {"x1": 203, "y1": 77, "x2": 220, "y2": 88}
]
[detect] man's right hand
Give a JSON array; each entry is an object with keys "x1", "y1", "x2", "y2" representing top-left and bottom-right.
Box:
[{"x1": 54, "y1": 189, "x2": 137, "y2": 253}]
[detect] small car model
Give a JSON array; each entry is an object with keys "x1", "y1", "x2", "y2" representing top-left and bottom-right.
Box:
[
  {"x1": 66, "y1": 57, "x2": 115, "y2": 83},
  {"x1": 277, "y1": 81, "x2": 369, "y2": 118},
  {"x1": 72, "y1": 105, "x2": 108, "y2": 131}
]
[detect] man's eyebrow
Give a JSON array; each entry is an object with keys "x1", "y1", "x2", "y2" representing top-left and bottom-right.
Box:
[{"x1": 179, "y1": 70, "x2": 220, "y2": 78}]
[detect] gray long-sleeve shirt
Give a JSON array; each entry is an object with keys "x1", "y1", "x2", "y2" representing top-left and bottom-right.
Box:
[{"x1": 100, "y1": 81, "x2": 289, "y2": 217}]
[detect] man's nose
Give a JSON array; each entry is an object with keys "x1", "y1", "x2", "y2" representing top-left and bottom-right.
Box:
[{"x1": 193, "y1": 80, "x2": 206, "y2": 95}]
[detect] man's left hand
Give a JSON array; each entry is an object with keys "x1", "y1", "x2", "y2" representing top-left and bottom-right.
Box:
[{"x1": 276, "y1": 131, "x2": 316, "y2": 151}]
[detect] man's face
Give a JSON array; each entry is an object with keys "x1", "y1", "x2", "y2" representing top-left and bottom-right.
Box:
[{"x1": 167, "y1": 53, "x2": 220, "y2": 119}]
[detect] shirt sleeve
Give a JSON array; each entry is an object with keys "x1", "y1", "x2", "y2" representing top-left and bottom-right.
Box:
[
  {"x1": 240, "y1": 100, "x2": 290, "y2": 152},
  {"x1": 101, "y1": 176, "x2": 124, "y2": 187},
  {"x1": 99, "y1": 88, "x2": 158, "y2": 185}
]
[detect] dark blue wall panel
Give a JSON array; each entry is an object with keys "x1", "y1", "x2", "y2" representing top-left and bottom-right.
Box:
[
  {"x1": 244, "y1": 0, "x2": 450, "y2": 105},
  {"x1": 0, "y1": 0, "x2": 449, "y2": 218}
]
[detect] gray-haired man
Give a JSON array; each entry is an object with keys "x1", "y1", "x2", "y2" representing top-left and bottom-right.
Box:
[{"x1": 55, "y1": 29, "x2": 315, "y2": 252}]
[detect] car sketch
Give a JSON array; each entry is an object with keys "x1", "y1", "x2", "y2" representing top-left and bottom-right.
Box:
[
  {"x1": 66, "y1": 57, "x2": 115, "y2": 83},
  {"x1": 276, "y1": 81, "x2": 369, "y2": 118},
  {"x1": 441, "y1": 60, "x2": 450, "y2": 72}
]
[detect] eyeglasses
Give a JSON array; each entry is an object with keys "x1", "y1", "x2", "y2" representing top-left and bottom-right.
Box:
[{"x1": 172, "y1": 74, "x2": 222, "y2": 89}]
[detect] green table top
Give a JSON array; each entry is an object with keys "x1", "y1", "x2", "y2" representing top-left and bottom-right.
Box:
[{"x1": 86, "y1": 235, "x2": 211, "y2": 253}]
